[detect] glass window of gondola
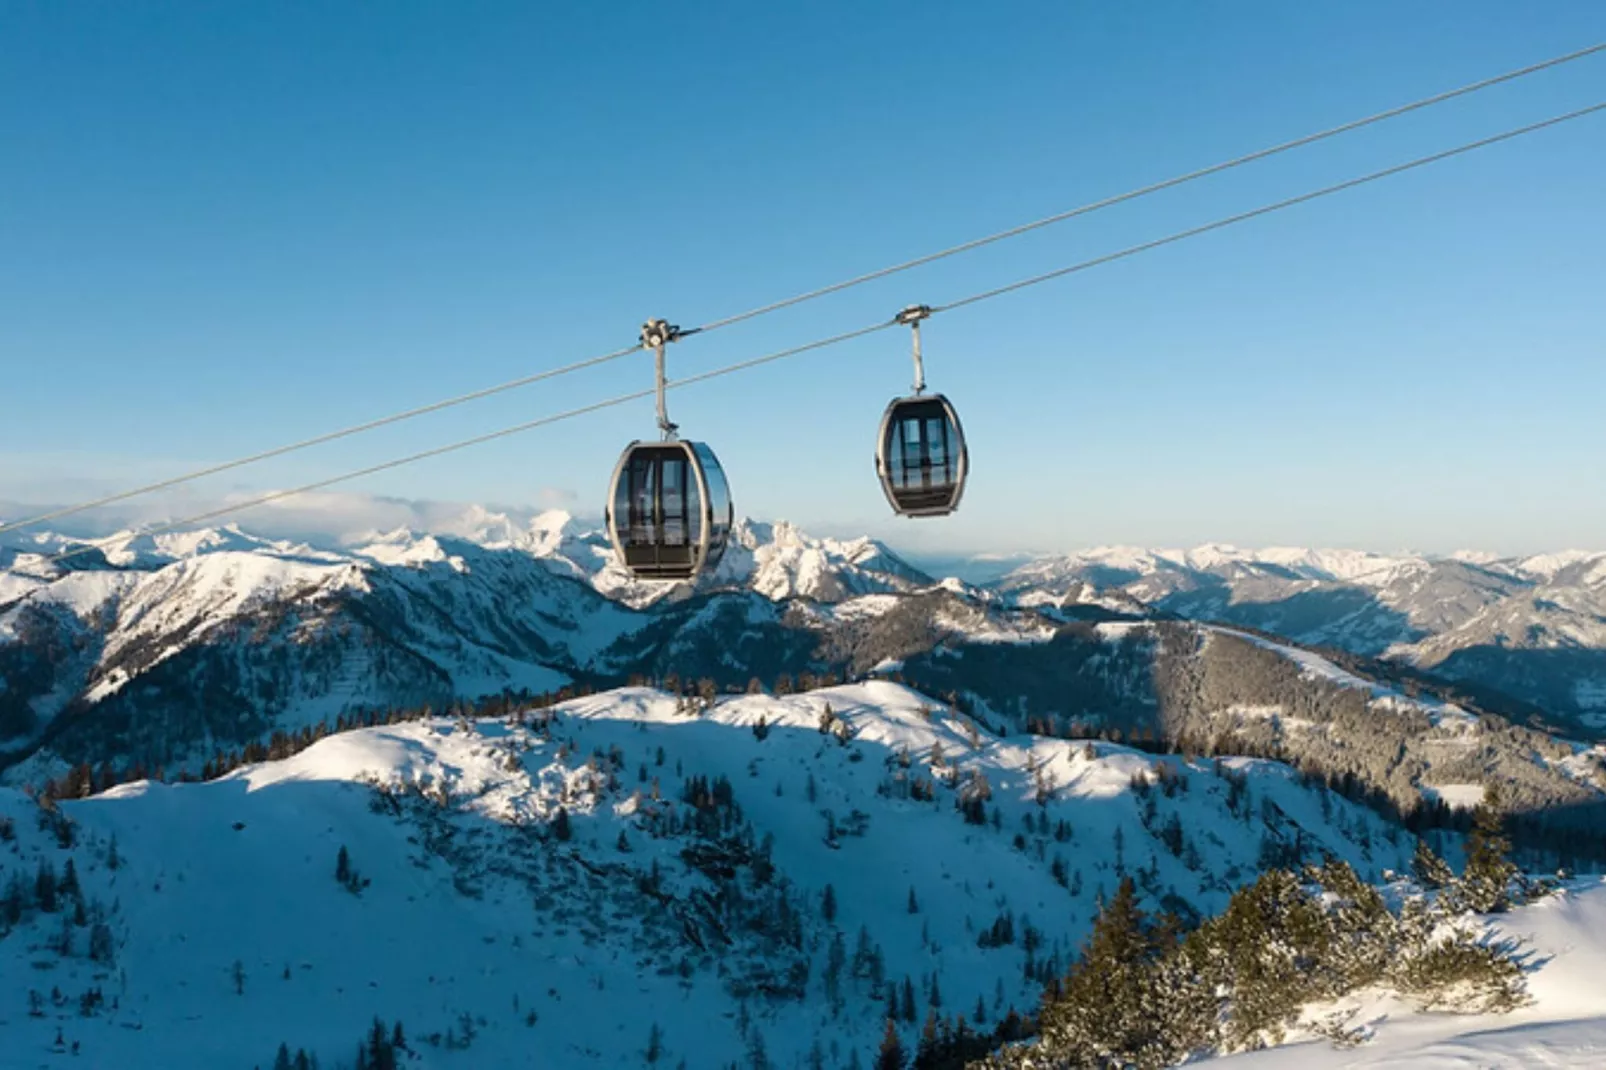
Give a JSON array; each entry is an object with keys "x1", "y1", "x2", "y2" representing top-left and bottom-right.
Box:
[
  {"x1": 887, "y1": 401, "x2": 954, "y2": 481},
  {"x1": 690, "y1": 442, "x2": 733, "y2": 568},
  {"x1": 611, "y1": 445, "x2": 705, "y2": 575}
]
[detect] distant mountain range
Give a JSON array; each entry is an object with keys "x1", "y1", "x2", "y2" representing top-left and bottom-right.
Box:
[
  {"x1": 3, "y1": 514, "x2": 1604, "y2": 815},
  {"x1": 984, "y1": 543, "x2": 1606, "y2": 728}
]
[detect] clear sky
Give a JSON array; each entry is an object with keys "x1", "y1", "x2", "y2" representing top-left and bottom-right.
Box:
[{"x1": 2, "y1": 2, "x2": 1603, "y2": 557}]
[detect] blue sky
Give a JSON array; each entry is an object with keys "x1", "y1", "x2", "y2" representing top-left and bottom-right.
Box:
[{"x1": 2, "y1": 2, "x2": 1603, "y2": 556}]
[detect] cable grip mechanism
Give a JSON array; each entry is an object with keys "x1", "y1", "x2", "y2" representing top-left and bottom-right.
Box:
[
  {"x1": 641, "y1": 318, "x2": 684, "y2": 440},
  {"x1": 895, "y1": 304, "x2": 933, "y2": 396}
]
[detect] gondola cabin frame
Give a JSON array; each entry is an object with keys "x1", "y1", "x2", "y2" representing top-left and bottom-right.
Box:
[
  {"x1": 605, "y1": 439, "x2": 733, "y2": 581},
  {"x1": 874, "y1": 392, "x2": 968, "y2": 518}
]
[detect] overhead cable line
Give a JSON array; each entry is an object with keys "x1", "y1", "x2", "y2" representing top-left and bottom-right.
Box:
[
  {"x1": 36, "y1": 100, "x2": 1605, "y2": 570},
  {"x1": 38, "y1": 323, "x2": 897, "y2": 567},
  {"x1": 3, "y1": 40, "x2": 1601, "y2": 540},
  {"x1": 689, "y1": 40, "x2": 1606, "y2": 332},
  {"x1": 935, "y1": 100, "x2": 1606, "y2": 313},
  {"x1": 0, "y1": 343, "x2": 643, "y2": 538}
]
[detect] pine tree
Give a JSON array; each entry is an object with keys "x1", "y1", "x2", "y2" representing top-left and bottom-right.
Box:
[
  {"x1": 273, "y1": 1042, "x2": 293, "y2": 1070},
  {"x1": 1460, "y1": 788, "x2": 1520, "y2": 913},
  {"x1": 552, "y1": 807, "x2": 573, "y2": 842},
  {"x1": 852, "y1": 925, "x2": 875, "y2": 979},
  {"x1": 915, "y1": 1011, "x2": 939, "y2": 1066},
  {"x1": 35, "y1": 860, "x2": 58, "y2": 914},
  {"x1": 336, "y1": 846, "x2": 351, "y2": 885},
  {"x1": 51, "y1": 912, "x2": 73, "y2": 955},
  {"x1": 900, "y1": 976, "x2": 917, "y2": 1022},
  {"x1": 907, "y1": 886, "x2": 919, "y2": 914},
  {"x1": 1034, "y1": 876, "x2": 1171, "y2": 1067},
  {"x1": 825, "y1": 930, "x2": 847, "y2": 1012},
  {"x1": 745, "y1": 1026, "x2": 770, "y2": 1070},
  {"x1": 80, "y1": 914, "x2": 114, "y2": 961},
  {"x1": 2, "y1": 871, "x2": 25, "y2": 926},
  {"x1": 875, "y1": 1019, "x2": 906, "y2": 1070},
  {"x1": 822, "y1": 883, "x2": 837, "y2": 923},
  {"x1": 1411, "y1": 837, "x2": 1454, "y2": 890},
  {"x1": 645, "y1": 1022, "x2": 664, "y2": 1064},
  {"x1": 367, "y1": 1017, "x2": 397, "y2": 1070},
  {"x1": 1211, "y1": 869, "x2": 1330, "y2": 1050},
  {"x1": 1311, "y1": 859, "x2": 1394, "y2": 991}
]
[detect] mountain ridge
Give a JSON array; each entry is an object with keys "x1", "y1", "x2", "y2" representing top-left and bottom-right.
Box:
[{"x1": 6, "y1": 515, "x2": 1606, "y2": 863}]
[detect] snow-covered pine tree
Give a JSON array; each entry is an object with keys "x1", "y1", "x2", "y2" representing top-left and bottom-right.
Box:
[
  {"x1": 1459, "y1": 786, "x2": 1520, "y2": 913},
  {"x1": 1310, "y1": 859, "x2": 1394, "y2": 991},
  {"x1": 1210, "y1": 869, "x2": 1329, "y2": 1049},
  {"x1": 1411, "y1": 836, "x2": 1454, "y2": 890},
  {"x1": 1033, "y1": 876, "x2": 1169, "y2": 1067}
]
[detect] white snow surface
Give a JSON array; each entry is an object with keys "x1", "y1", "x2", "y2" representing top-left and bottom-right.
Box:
[
  {"x1": 0, "y1": 683, "x2": 1410, "y2": 1069},
  {"x1": 1209, "y1": 879, "x2": 1606, "y2": 1068},
  {"x1": 1418, "y1": 783, "x2": 1487, "y2": 809}
]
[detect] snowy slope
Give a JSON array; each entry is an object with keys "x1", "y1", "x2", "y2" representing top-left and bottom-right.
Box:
[
  {"x1": 990, "y1": 543, "x2": 1606, "y2": 723},
  {"x1": 0, "y1": 684, "x2": 1408, "y2": 1069},
  {"x1": 0, "y1": 534, "x2": 639, "y2": 769},
  {"x1": 1209, "y1": 880, "x2": 1606, "y2": 1068}
]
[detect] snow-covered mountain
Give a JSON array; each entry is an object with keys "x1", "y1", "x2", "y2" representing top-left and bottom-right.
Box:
[
  {"x1": 990, "y1": 544, "x2": 1606, "y2": 727},
  {"x1": 6, "y1": 521, "x2": 1606, "y2": 847},
  {"x1": 7, "y1": 516, "x2": 1606, "y2": 1067},
  {"x1": 0, "y1": 682, "x2": 1415, "y2": 1068}
]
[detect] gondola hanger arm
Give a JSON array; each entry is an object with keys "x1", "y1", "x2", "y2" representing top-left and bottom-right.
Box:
[
  {"x1": 641, "y1": 318, "x2": 687, "y2": 440},
  {"x1": 895, "y1": 304, "x2": 933, "y2": 396}
]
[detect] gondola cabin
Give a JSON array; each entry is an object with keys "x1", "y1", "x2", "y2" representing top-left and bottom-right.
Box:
[
  {"x1": 875, "y1": 393, "x2": 967, "y2": 517},
  {"x1": 605, "y1": 439, "x2": 732, "y2": 581}
]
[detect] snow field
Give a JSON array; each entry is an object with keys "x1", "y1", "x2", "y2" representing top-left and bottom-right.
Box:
[{"x1": 1, "y1": 683, "x2": 1406, "y2": 1068}]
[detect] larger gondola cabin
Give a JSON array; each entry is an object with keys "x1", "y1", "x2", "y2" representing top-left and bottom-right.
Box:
[
  {"x1": 605, "y1": 439, "x2": 732, "y2": 581},
  {"x1": 604, "y1": 318, "x2": 734, "y2": 582}
]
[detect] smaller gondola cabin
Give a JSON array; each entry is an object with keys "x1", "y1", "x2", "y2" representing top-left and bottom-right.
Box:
[{"x1": 875, "y1": 393, "x2": 968, "y2": 517}]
